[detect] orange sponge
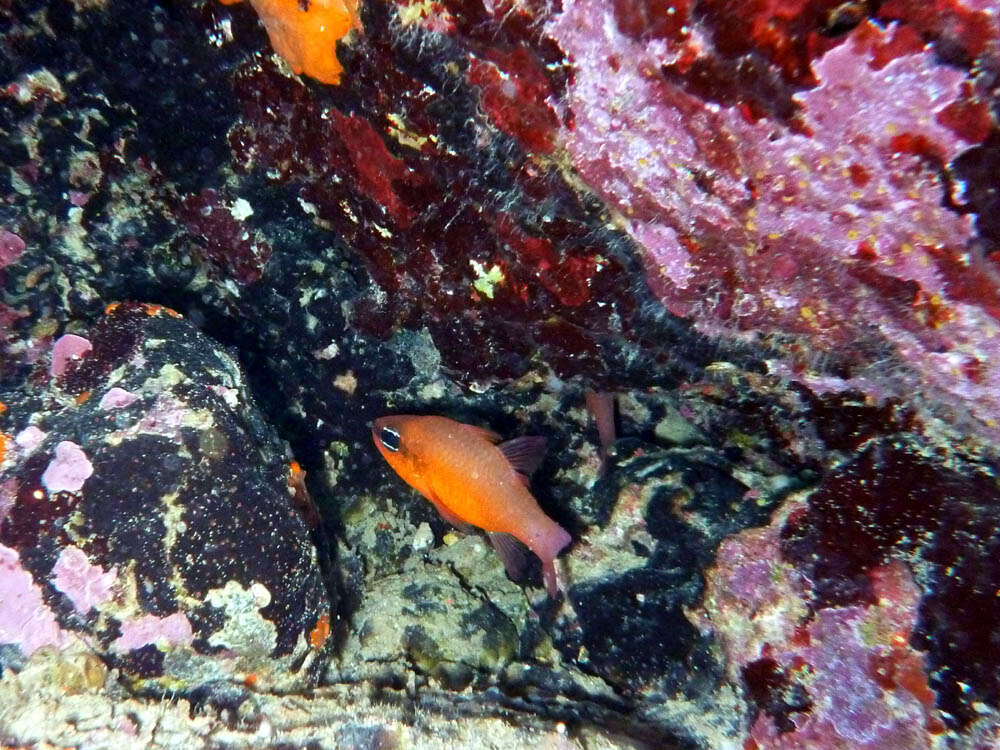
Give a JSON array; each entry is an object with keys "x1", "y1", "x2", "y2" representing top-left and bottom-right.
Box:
[{"x1": 221, "y1": 0, "x2": 360, "y2": 85}]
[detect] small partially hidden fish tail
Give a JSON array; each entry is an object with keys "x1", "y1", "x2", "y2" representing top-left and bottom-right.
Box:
[
  {"x1": 585, "y1": 389, "x2": 616, "y2": 475},
  {"x1": 529, "y1": 521, "x2": 572, "y2": 598}
]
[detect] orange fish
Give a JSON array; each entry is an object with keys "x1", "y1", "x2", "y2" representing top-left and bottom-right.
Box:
[
  {"x1": 220, "y1": 0, "x2": 360, "y2": 85},
  {"x1": 372, "y1": 415, "x2": 572, "y2": 597}
]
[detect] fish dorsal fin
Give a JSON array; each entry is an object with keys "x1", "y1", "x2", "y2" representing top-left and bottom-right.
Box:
[
  {"x1": 462, "y1": 423, "x2": 502, "y2": 444},
  {"x1": 498, "y1": 436, "x2": 547, "y2": 481}
]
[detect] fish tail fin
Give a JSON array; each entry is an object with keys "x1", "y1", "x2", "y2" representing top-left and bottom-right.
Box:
[
  {"x1": 586, "y1": 389, "x2": 616, "y2": 475},
  {"x1": 530, "y1": 521, "x2": 572, "y2": 598},
  {"x1": 542, "y1": 560, "x2": 560, "y2": 598}
]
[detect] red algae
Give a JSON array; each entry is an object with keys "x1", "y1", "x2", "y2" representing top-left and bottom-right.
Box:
[
  {"x1": 613, "y1": 0, "x2": 691, "y2": 42},
  {"x1": 697, "y1": 0, "x2": 846, "y2": 85},
  {"x1": 495, "y1": 215, "x2": 598, "y2": 307},
  {"x1": 937, "y1": 82, "x2": 995, "y2": 145},
  {"x1": 326, "y1": 108, "x2": 423, "y2": 227},
  {"x1": 467, "y1": 48, "x2": 560, "y2": 154},
  {"x1": 224, "y1": 27, "x2": 638, "y2": 384},
  {"x1": 177, "y1": 188, "x2": 272, "y2": 284},
  {"x1": 877, "y1": 0, "x2": 999, "y2": 63}
]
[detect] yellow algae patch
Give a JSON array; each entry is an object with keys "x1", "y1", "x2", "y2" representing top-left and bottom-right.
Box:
[{"x1": 469, "y1": 259, "x2": 505, "y2": 300}]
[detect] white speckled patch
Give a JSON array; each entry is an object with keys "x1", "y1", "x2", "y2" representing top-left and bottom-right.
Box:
[{"x1": 204, "y1": 580, "x2": 277, "y2": 656}]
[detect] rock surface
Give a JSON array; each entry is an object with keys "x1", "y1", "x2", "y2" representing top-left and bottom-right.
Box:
[
  {"x1": 0, "y1": 303, "x2": 331, "y2": 693},
  {"x1": 1, "y1": 0, "x2": 999, "y2": 747}
]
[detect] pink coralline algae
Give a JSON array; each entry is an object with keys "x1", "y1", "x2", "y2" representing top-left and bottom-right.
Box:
[
  {"x1": 14, "y1": 425, "x2": 46, "y2": 454},
  {"x1": 99, "y1": 386, "x2": 139, "y2": 410},
  {"x1": 50, "y1": 333, "x2": 93, "y2": 378},
  {"x1": 41, "y1": 440, "x2": 94, "y2": 494},
  {"x1": 51, "y1": 546, "x2": 117, "y2": 614},
  {"x1": 0, "y1": 478, "x2": 17, "y2": 526},
  {"x1": 0, "y1": 228, "x2": 25, "y2": 269},
  {"x1": 0, "y1": 543, "x2": 68, "y2": 655},
  {"x1": 547, "y1": 4, "x2": 1000, "y2": 433},
  {"x1": 136, "y1": 395, "x2": 188, "y2": 439},
  {"x1": 113, "y1": 612, "x2": 194, "y2": 652},
  {"x1": 702, "y1": 521, "x2": 943, "y2": 749}
]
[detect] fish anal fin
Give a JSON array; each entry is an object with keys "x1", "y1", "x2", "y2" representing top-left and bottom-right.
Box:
[
  {"x1": 487, "y1": 532, "x2": 528, "y2": 582},
  {"x1": 498, "y1": 436, "x2": 547, "y2": 477}
]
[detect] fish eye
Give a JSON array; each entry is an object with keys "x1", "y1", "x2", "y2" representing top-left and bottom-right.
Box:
[{"x1": 379, "y1": 427, "x2": 401, "y2": 452}]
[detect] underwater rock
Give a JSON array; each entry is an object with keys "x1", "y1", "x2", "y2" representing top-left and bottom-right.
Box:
[
  {"x1": 334, "y1": 571, "x2": 519, "y2": 691},
  {"x1": 702, "y1": 501, "x2": 945, "y2": 748},
  {"x1": 781, "y1": 440, "x2": 1000, "y2": 731},
  {"x1": 548, "y1": 3, "x2": 1000, "y2": 437},
  {"x1": 0, "y1": 656, "x2": 639, "y2": 749},
  {"x1": 2, "y1": 0, "x2": 1000, "y2": 746},
  {"x1": 337, "y1": 484, "x2": 539, "y2": 687},
  {"x1": 0, "y1": 302, "x2": 331, "y2": 690}
]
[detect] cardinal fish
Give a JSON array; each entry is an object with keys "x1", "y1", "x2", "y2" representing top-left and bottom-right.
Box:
[{"x1": 372, "y1": 415, "x2": 572, "y2": 597}]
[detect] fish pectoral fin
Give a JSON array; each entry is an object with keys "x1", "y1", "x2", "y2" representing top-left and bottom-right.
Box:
[
  {"x1": 497, "y1": 436, "x2": 547, "y2": 478},
  {"x1": 487, "y1": 532, "x2": 529, "y2": 582}
]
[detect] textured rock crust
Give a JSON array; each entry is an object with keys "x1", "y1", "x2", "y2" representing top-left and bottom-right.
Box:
[
  {"x1": 1, "y1": 0, "x2": 999, "y2": 747},
  {"x1": 0, "y1": 303, "x2": 330, "y2": 692}
]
